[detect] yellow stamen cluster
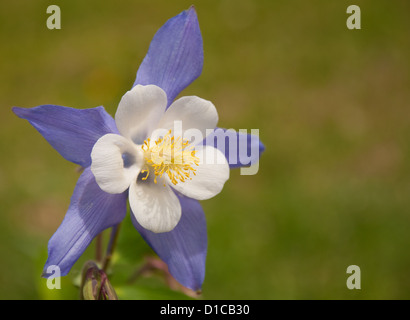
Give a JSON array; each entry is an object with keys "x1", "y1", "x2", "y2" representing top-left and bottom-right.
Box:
[{"x1": 141, "y1": 130, "x2": 200, "y2": 185}]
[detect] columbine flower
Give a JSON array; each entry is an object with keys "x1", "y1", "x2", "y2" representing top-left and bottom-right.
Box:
[
  {"x1": 91, "y1": 84, "x2": 229, "y2": 233},
  {"x1": 12, "y1": 7, "x2": 264, "y2": 291}
]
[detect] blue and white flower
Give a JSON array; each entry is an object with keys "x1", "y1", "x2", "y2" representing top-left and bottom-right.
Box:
[
  {"x1": 13, "y1": 7, "x2": 264, "y2": 291},
  {"x1": 91, "y1": 83, "x2": 229, "y2": 233}
]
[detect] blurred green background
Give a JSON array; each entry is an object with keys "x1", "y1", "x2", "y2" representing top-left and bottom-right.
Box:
[{"x1": 1, "y1": 0, "x2": 410, "y2": 299}]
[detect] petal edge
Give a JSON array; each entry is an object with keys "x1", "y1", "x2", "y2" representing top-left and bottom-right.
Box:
[
  {"x1": 42, "y1": 167, "x2": 127, "y2": 277},
  {"x1": 13, "y1": 105, "x2": 118, "y2": 168},
  {"x1": 133, "y1": 7, "x2": 204, "y2": 107},
  {"x1": 132, "y1": 192, "x2": 207, "y2": 291}
]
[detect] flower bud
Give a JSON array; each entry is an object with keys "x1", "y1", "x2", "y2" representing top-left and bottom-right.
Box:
[{"x1": 80, "y1": 261, "x2": 118, "y2": 300}]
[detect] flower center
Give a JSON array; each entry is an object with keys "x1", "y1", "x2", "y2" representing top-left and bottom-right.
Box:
[{"x1": 141, "y1": 130, "x2": 199, "y2": 185}]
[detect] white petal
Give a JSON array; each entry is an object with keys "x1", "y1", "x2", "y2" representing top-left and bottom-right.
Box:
[
  {"x1": 169, "y1": 145, "x2": 229, "y2": 200},
  {"x1": 129, "y1": 177, "x2": 181, "y2": 233},
  {"x1": 153, "y1": 96, "x2": 218, "y2": 144},
  {"x1": 115, "y1": 85, "x2": 167, "y2": 144},
  {"x1": 91, "y1": 134, "x2": 142, "y2": 194}
]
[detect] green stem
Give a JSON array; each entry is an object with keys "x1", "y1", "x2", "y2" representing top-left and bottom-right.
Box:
[
  {"x1": 102, "y1": 223, "x2": 121, "y2": 272},
  {"x1": 95, "y1": 232, "x2": 103, "y2": 263}
]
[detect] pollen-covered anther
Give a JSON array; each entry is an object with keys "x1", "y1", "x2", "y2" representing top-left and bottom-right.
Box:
[{"x1": 141, "y1": 130, "x2": 199, "y2": 185}]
